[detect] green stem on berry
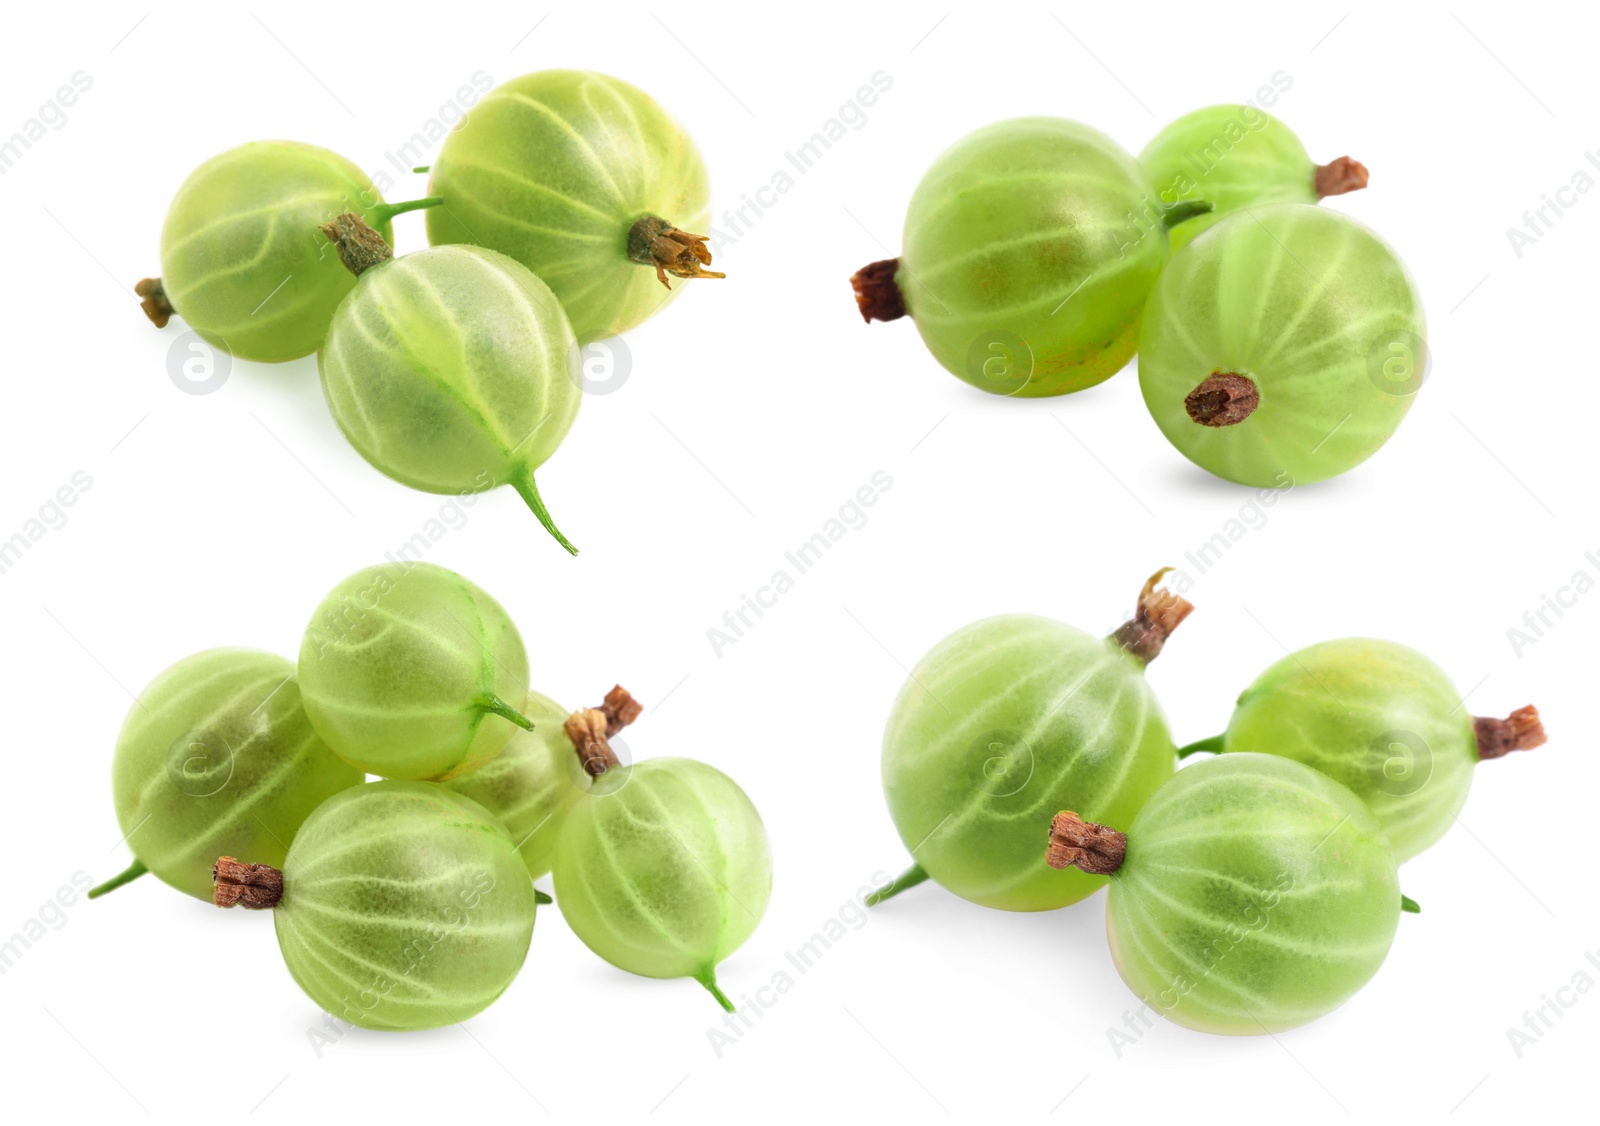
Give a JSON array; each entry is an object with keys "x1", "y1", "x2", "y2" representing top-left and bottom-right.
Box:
[
  {"x1": 534, "y1": 889, "x2": 553, "y2": 905},
  {"x1": 1160, "y1": 199, "x2": 1214, "y2": 229},
  {"x1": 1400, "y1": 894, "x2": 1421, "y2": 914},
  {"x1": 509, "y1": 462, "x2": 578, "y2": 556},
  {"x1": 850, "y1": 258, "x2": 907, "y2": 324},
  {"x1": 696, "y1": 967, "x2": 737, "y2": 1012},
  {"x1": 1176, "y1": 734, "x2": 1226, "y2": 759},
  {"x1": 626, "y1": 215, "x2": 725, "y2": 289},
  {"x1": 479, "y1": 693, "x2": 535, "y2": 731},
  {"x1": 412, "y1": 165, "x2": 431, "y2": 174},
  {"x1": 865, "y1": 863, "x2": 931, "y2": 906},
  {"x1": 368, "y1": 196, "x2": 444, "y2": 225},
  {"x1": 1110, "y1": 568, "x2": 1193, "y2": 665},
  {"x1": 88, "y1": 859, "x2": 148, "y2": 899},
  {"x1": 134, "y1": 278, "x2": 174, "y2": 328},
  {"x1": 321, "y1": 211, "x2": 395, "y2": 277}
]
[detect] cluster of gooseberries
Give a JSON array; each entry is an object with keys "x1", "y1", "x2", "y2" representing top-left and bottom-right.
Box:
[
  {"x1": 138, "y1": 70, "x2": 724, "y2": 554},
  {"x1": 869, "y1": 570, "x2": 1548, "y2": 1035},
  {"x1": 92, "y1": 560, "x2": 771, "y2": 1029},
  {"x1": 852, "y1": 105, "x2": 1426, "y2": 486}
]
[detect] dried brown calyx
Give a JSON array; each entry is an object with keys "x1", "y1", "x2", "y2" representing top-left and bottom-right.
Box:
[
  {"x1": 1314, "y1": 156, "x2": 1369, "y2": 198},
  {"x1": 135, "y1": 278, "x2": 174, "y2": 328},
  {"x1": 213, "y1": 856, "x2": 284, "y2": 909},
  {"x1": 627, "y1": 216, "x2": 724, "y2": 288},
  {"x1": 1185, "y1": 372, "x2": 1259, "y2": 427},
  {"x1": 849, "y1": 258, "x2": 907, "y2": 323},
  {"x1": 1474, "y1": 705, "x2": 1547, "y2": 760},
  {"x1": 1046, "y1": 811, "x2": 1127, "y2": 875},
  {"x1": 1111, "y1": 568, "x2": 1194, "y2": 664},
  {"x1": 320, "y1": 212, "x2": 394, "y2": 277},
  {"x1": 565, "y1": 685, "x2": 644, "y2": 777}
]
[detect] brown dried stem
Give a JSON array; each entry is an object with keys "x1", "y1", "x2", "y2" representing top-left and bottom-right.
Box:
[
  {"x1": 320, "y1": 212, "x2": 393, "y2": 277},
  {"x1": 135, "y1": 278, "x2": 174, "y2": 328},
  {"x1": 1474, "y1": 705, "x2": 1547, "y2": 760},
  {"x1": 1110, "y1": 568, "x2": 1194, "y2": 664},
  {"x1": 1046, "y1": 811, "x2": 1127, "y2": 875},
  {"x1": 850, "y1": 258, "x2": 907, "y2": 323},
  {"x1": 1185, "y1": 372, "x2": 1259, "y2": 427},
  {"x1": 627, "y1": 215, "x2": 724, "y2": 289},
  {"x1": 1314, "y1": 156, "x2": 1369, "y2": 198},
  {"x1": 213, "y1": 856, "x2": 283, "y2": 910},
  {"x1": 565, "y1": 685, "x2": 644, "y2": 777}
]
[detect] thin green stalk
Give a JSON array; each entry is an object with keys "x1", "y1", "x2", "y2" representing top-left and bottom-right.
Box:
[
  {"x1": 479, "y1": 693, "x2": 535, "y2": 730},
  {"x1": 865, "y1": 863, "x2": 930, "y2": 907},
  {"x1": 1161, "y1": 199, "x2": 1214, "y2": 229},
  {"x1": 368, "y1": 196, "x2": 443, "y2": 225},
  {"x1": 1176, "y1": 734, "x2": 1226, "y2": 759},
  {"x1": 696, "y1": 968, "x2": 736, "y2": 1012},
  {"x1": 1401, "y1": 894, "x2": 1421, "y2": 914},
  {"x1": 88, "y1": 859, "x2": 148, "y2": 899},
  {"x1": 534, "y1": 889, "x2": 552, "y2": 905},
  {"x1": 510, "y1": 464, "x2": 578, "y2": 555}
]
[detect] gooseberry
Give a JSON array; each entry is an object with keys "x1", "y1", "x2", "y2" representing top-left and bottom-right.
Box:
[
  {"x1": 138, "y1": 140, "x2": 437, "y2": 362},
  {"x1": 1139, "y1": 105, "x2": 1367, "y2": 250},
  {"x1": 443, "y1": 689, "x2": 591, "y2": 879},
  {"x1": 318, "y1": 214, "x2": 582, "y2": 552},
  {"x1": 850, "y1": 117, "x2": 1208, "y2": 397},
  {"x1": 1047, "y1": 753, "x2": 1401, "y2": 1035},
  {"x1": 299, "y1": 561, "x2": 535, "y2": 781},
  {"x1": 550, "y1": 688, "x2": 772, "y2": 1010},
  {"x1": 871, "y1": 570, "x2": 1189, "y2": 912},
  {"x1": 1137, "y1": 204, "x2": 1426, "y2": 486},
  {"x1": 213, "y1": 781, "x2": 535, "y2": 1030},
  {"x1": 1180, "y1": 638, "x2": 1546, "y2": 861},
  {"x1": 93, "y1": 648, "x2": 363, "y2": 902},
  {"x1": 425, "y1": 69, "x2": 720, "y2": 341}
]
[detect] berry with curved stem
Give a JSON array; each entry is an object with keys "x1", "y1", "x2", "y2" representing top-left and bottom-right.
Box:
[
  {"x1": 425, "y1": 69, "x2": 720, "y2": 341},
  {"x1": 443, "y1": 689, "x2": 593, "y2": 879},
  {"x1": 550, "y1": 688, "x2": 770, "y2": 1011},
  {"x1": 850, "y1": 118, "x2": 1209, "y2": 398},
  {"x1": 140, "y1": 140, "x2": 438, "y2": 362},
  {"x1": 873, "y1": 570, "x2": 1190, "y2": 912},
  {"x1": 298, "y1": 562, "x2": 536, "y2": 781},
  {"x1": 213, "y1": 782, "x2": 536, "y2": 1031},
  {"x1": 1047, "y1": 754, "x2": 1402, "y2": 1035},
  {"x1": 1140, "y1": 105, "x2": 1367, "y2": 250},
  {"x1": 318, "y1": 214, "x2": 582, "y2": 553},
  {"x1": 1138, "y1": 204, "x2": 1426, "y2": 486},
  {"x1": 1178, "y1": 638, "x2": 1547, "y2": 861},
  {"x1": 94, "y1": 649, "x2": 363, "y2": 902}
]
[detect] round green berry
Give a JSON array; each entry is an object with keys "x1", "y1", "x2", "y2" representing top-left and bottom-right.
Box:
[
  {"x1": 1138, "y1": 204, "x2": 1426, "y2": 486},
  {"x1": 426, "y1": 69, "x2": 719, "y2": 341},
  {"x1": 298, "y1": 562, "x2": 535, "y2": 782},
  {"x1": 97, "y1": 648, "x2": 363, "y2": 902}
]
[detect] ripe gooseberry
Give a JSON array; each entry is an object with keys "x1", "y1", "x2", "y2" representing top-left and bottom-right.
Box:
[
  {"x1": 550, "y1": 688, "x2": 772, "y2": 1011},
  {"x1": 443, "y1": 689, "x2": 591, "y2": 879},
  {"x1": 850, "y1": 118, "x2": 1209, "y2": 397},
  {"x1": 1139, "y1": 105, "x2": 1367, "y2": 250},
  {"x1": 298, "y1": 561, "x2": 535, "y2": 781},
  {"x1": 1047, "y1": 753, "x2": 1402, "y2": 1035},
  {"x1": 425, "y1": 69, "x2": 721, "y2": 341},
  {"x1": 213, "y1": 781, "x2": 536, "y2": 1030},
  {"x1": 870, "y1": 570, "x2": 1190, "y2": 912},
  {"x1": 93, "y1": 649, "x2": 363, "y2": 902},
  {"x1": 138, "y1": 140, "x2": 437, "y2": 361},
  {"x1": 318, "y1": 214, "x2": 582, "y2": 552},
  {"x1": 1179, "y1": 638, "x2": 1547, "y2": 861},
  {"x1": 1138, "y1": 204, "x2": 1426, "y2": 486}
]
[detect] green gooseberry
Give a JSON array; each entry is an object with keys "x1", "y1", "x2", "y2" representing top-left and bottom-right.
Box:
[
  {"x1": 850, "y1": 117, "x2": 1209, "y2": 398},
  {"x1": 1180, "y1": 638, "x2": 1547, "y2": 862},
  {"x1": 1047, "y1": 753, "x2": 1402, "y2": 1035},
  {"x1": 425, "y1": 69, "x2": 720, "y2": 341},
  {"x1": 550, "y1": 689, "x2": 771, "y2": 1010},
  {"x1": 93, "y1": 648, "x2": 363, "y2": 902},
  {"x1": 1138, "y1": 204, "x2": 1427, "y2": 486},
  {"x1": 213, "y1": 781, "x2": 536, "y2": 1031},
  {"x1": 299, "y1": 561, "x2": 535, "y2": 782},
  {"x1": 443, "y1": 689, "x2": 591, "y2": 880},
  {"x1": 872, "y1": 570, "x2": 1190, "y2": 912},
  {"x1": 1139, "y1": 104, "x2": 1367, "y2": 250},
  {"x1": 138, "y1": 140, "x2": 437, "y2": 361},
  {"x1": 318, "y1": 214, "x2": 582, "y2": 553}
]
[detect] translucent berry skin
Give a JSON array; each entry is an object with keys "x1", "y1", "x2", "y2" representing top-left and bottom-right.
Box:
[
  {"x1": 551, "y1": 759, "x2": 771, "y2": 999},
  {"x1": 443, "y1": 690, "x2": 590, "y2": 879},
  {"x1": 882, "y1": 616, "x2": 1175, "y2": 911},
  {"x1": 1140, "y1": 106, "x2": 1318, "y2": 250},
  {"x1": 897, "y1": 118, "x2": 1172, "y2": 398},
  {"x1": 298, "y1": 562, "x2": 531, "y2": 781},
  {"x1": 1138, "y1": 205, "x2": 1426, "y2": 486},
  {"x1": 110, "y1": 649, "x2": 363, "y2": 901},
  {"x1": 273, "y1": 782, "x2": 536, "y2": 1031},
  {"x1": 1221, "y1": 639, "x2": 1475, "y2": 862},
  {"x1": 426, "y1": 69, "x2": 712, "y2": 341},
  {"x1": 318, "y1": 245, "x2": 581, "y2": 547},
  {"x1": 1106, "y1": 754, "x2": 1400, "y2": 1035},
  {"x1": 159, "y1": 141, "x2": 390, "y2": 362}
]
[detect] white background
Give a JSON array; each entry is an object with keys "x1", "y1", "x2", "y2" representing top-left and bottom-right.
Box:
[{"x1": 2, "y1": 2, "x2": 1594, "y2": 1121}]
